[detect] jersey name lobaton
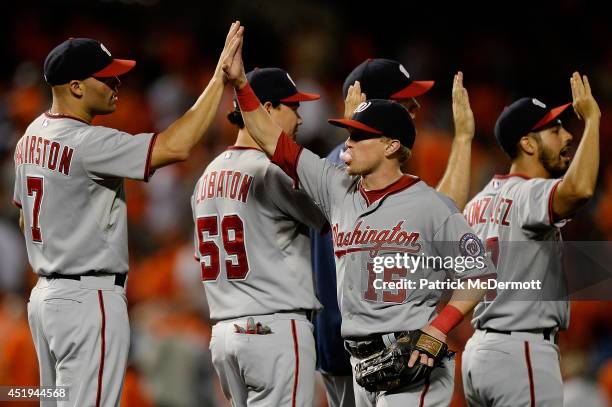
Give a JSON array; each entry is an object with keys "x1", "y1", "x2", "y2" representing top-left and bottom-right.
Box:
[
  {"x1": 194, "y1": 169, "x2": 254, "y2": 204},
  {"x1": 14, "y1": 135, "x2": 74, "y2": 176}
]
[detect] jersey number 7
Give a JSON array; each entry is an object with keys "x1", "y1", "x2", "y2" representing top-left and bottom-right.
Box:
[
  {"x1": 27, "y1": 176, "x2": 44, "y2": 243},
  {"x1": 196, "y1": 214, "x2": 250, "y2": 281}
]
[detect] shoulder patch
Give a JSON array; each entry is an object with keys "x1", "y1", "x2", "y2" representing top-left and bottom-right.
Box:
[{"x1": 459, "y1": 233, "x2": 484, "y2": 258}]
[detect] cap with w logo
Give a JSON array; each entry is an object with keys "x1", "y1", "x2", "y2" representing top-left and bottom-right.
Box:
[{"x1": 44, "y1": 38, "x2": 136, "y2": 85}]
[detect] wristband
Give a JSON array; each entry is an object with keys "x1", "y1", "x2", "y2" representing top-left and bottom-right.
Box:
[
  {"x1": 235, "y1": 82, "x2": 261, "y2": 112},
  {"x1": 430, "y1": 304, "x2": 464, "y2": 335}
]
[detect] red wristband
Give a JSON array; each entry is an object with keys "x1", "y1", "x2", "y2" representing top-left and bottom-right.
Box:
[
  {"x1": 235, "y1": 82, "x2": 261, "y2": 112},
  {"x1": 430, "y1": 305, "x2": 464, "y2": 335}
]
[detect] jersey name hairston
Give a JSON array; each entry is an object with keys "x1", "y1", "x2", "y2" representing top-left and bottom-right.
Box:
[
  {"x1": 14, "y1": 135, "x2": 74, "y2": 176},
  {"x1": 332, "y1": 220, "x2": 421, "y2": 258},
  {"x1": 195, "y1": 170, "x2": 254, "y2": 204}
]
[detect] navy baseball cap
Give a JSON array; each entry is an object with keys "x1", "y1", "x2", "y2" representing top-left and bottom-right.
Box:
[
  {"x1": 342, "y1": 58, "x2": 434, "y2": 100},
  {"x1": 328, "y1": 99, "x2": 416, "y2": 148},
  {"x1": 44, "y1": 38, "x2": 136, "y2": 85},
  {"x1": 494, "y1": 97, "x2": 572, "y2": 156},
  {"x1": 246, "y1": 67, "x2": 320, "y2": 104}
]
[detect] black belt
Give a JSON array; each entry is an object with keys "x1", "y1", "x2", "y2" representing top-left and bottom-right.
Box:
[
  {"x1": 44, "y1": 272, "x2": 127, "y2": 288},
  {"x1": 345, "y1": 332, "x2": 406, "y2": 359},
  {"x1": 485, "y1": 327, "x2": 558, "y2": 342}
]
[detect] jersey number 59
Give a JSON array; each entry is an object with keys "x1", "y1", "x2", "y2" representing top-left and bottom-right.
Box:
[{"x1": 196, "y1": 214, "x2": 250, "y2": 281}]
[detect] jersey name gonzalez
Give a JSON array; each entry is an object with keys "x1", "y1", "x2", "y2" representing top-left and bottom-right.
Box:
[
  {"x1": 464, "y1": 196, "x2": 513, "y2": 228},
  {"x1": 194, "y1": 169, "x2": 254, "y2": 204},
  {"x1": 332, "y1": 220, "x2": 421, "y2": 258},
  {"x1": 14, "y1": 135, "x2": 74, "y2": 176}
]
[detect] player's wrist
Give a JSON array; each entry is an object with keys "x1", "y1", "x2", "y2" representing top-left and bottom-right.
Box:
[
  {"x1": 430, "y1": 304, "x2": 464, "y2": 335},
  {"x1": 235, "y1": 82, "x2": 260, "y2": 112}
]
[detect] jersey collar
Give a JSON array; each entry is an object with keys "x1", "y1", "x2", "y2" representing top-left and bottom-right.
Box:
[
  {"x1": 359, "y1": 174, "x2": 420, "y2": 206},
  {"x1": 44, "y1": 111, "x2": 90, "y2": 125},
  {"x1": 493, "y1": 173, "x2": 531, "y2": 180}
]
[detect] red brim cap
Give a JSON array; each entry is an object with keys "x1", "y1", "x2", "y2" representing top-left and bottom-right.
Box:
[
  {"x1": 93, "y1": 59, "x2": 136, "y2": 78},
  {"x1": 390, "y1": 80, "x2": 435, "y2": 99},
  {"x1": 531, "y1": 103, "x2": 572, "y2": 130},
  {"x1": 327, "y1": 118, "x2": 382, "y2": 134},
  {"x1": 280, "y1": 91, "x2": 320, "y2": 103}
]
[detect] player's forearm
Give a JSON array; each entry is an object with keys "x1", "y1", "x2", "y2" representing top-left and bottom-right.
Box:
[
  {"x1": 553, "y1": 117, "x2": 600, "y2": 217},
  {"x1": 151, "y1": 76, "x2": 225, "y2": 169},
  {"x1": 235, "y1": 82, "x2": 283, "y2": 156},
  {"x1": 447, "y1": 287, "x2": 487, "y2": 315},
  {"x1": 428, "y1": 287, "x2": 486, "y2": 336},
  {"x1": 436, "y1": 137, "x2": 472, "y2": 210}
]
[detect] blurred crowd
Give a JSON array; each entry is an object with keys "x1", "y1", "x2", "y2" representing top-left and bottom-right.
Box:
[{"x1": 0, "y1": 1, "x2": 611, "y2": 406}]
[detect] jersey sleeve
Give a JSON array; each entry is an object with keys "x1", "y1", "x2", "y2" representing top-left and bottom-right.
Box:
[
  {"x1": 80, "y1": 126, "x2": 157, "y2": 181},
  {"x1": 433, "y1": 212, "x2": 496, "y2": 281},
  {"x1": 12, "y1": 166, "x2": 23, "y2": 209},
  {"x1": 270, "y1": 132, "x2": 349, "y2": 220},
  {"x1": 265, "y1": 164, "x2": 328, "y2": 232},
  {"x1": 515, "y1": 178, "x2": 566, "y2": 230}
]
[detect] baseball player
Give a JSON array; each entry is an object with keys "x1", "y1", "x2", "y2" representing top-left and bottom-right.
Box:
[
  {"x1": 461, "y1": 72, "x2": 601, "y2": 406},
  {"x1": 12, "y1": 22, "x2": 243, "y2": 406},
  {"x1": 224, "y1": 39, "x2": 492, "y2": 406},
  {"x1": 191, "y1": 67, "x2": 327, "y2": 406},
  {"x1": 312, "y1": 59, "x2": 475, "y2": 407}
]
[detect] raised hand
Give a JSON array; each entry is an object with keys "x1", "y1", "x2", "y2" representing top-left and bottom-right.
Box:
[
  {"x1": 344, "y1": 81, "x2": 367, "y2": 119},
  {"x1": 452, "y1": 71, "x2": 475, "y2": 140},
  {"x1": 222, "y1": 26, "x2": 246, "y2": 88},
  {"x1": 215, "y1": 21, "x2": 244, "y2": 83},
  {"x1": 571, "y1": 72, "x2": 600, "y2": 122}
]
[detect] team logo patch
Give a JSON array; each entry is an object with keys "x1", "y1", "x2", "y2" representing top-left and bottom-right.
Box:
[
  {"x1": 399, "y1": 64, "x2": 410, "y2": 79},
  {"x1": 355, "y1": 101, "x2": 371, "y2": 113},
  {"x1": 493, "y1": 179, "x2": 501, "y2": 189},
  {"x1": 459, "y1": 233, "x2": 484, "y2": 257},
  {"x1": 532, "y1": 98, "x2": 546, "y2": 108},
  {"x1": 100, "y1": 43, "x2": 112, "y2": 57}
]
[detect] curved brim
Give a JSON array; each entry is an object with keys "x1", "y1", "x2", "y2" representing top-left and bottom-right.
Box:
[
  {"x1": 328, "y1": 118, "x2": 382, "y2": 134},
  {"x1": 94, "y1": 59, "x2": 136, "y2": 78},
  {"x1": 531, "y1": 103, "x2": 572, "y2": 130},
  {"x1": 281, "y1": 91, "x2": 321, "y2": 103},
  {"x1": 390, "y1": 80, "x2": 435, "y2": 99}
]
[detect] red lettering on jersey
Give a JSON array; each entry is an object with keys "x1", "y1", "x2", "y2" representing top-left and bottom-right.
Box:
[
  {"x1": 216, "y1": 170, "x2": 226, "y2": 198},
  {"x1": 29, "y1": 136, "x2": 36, "y2": 163},
  {"x1": 207, "y1": 171, "x2": 217, "y2": 198},
  {"x1": 35, "y1": 137, "x2": 42, "y2": 165},
  {"x1": 237, "y1": 174, "x2": 253, "y2": 203},
  {"x1": 42, "y1": 139, "x2": 50, "y2": 167},
  {"x1": 58, "y1": 146, "x2": 73, "y2": 176},
  {"x1": 229, "y1": 172, "x2": 241, "y2": 199},
  {"x1": 501, "y1": 198, "x2": 512, "y2": 226},
  {"x1": 333, "y1": 221, "x2": 421, "y2": 258},
  {"x1": 480, "y1": 197, "x2": 491, "y2": 224},
  {"x1": 224, "y1": 170, "x2": 233, "y2": 193},
  {"x1": 48, "y1": 142, "x2": 60, "y2": 170}
]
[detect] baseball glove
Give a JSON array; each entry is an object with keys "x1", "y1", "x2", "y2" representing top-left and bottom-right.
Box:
[{"x1": 354, "y1": 330, "x2": 448, "y2": 392}]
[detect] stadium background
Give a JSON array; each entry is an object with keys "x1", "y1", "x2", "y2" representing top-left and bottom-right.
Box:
[{"x1": 0, "y1": 1, "x2": 611, "y2": 405}]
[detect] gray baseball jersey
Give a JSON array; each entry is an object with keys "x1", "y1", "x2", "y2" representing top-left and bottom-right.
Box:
[
  {"x1": 13, "y1": 113, "x2": 156, "y2": 275},
  {"x1": 270, "y1": 133, "x2": 493, "y2": 338},
  {"x1": 191, "y1": 146, "x2": 326, "y2": 321},
  {"x1": 463, "y1": 174, "x2": 569, "y2": 331}
]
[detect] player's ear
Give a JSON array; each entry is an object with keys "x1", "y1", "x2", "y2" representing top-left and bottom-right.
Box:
[
  {"x1": 383, "y1": 139, "x2": 401, "y2": 158},
  {"x1": 68, "y1": 80, "x2": 84, "y2": 98},
  {"x1": 518, "y1": 134, "x2": 538, "y2": 156},
  {"x1": 262, "y1": 101, "x2": 273, "y2": 113}
]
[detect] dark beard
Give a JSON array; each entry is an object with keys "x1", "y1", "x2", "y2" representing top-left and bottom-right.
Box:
[{"x1": 539, "y1": 147, "x2": 568, "y2": 178}]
